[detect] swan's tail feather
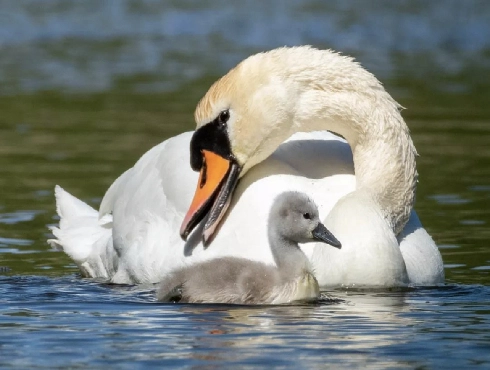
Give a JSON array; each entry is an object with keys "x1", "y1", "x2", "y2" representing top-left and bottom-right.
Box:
[{"x1": 48, "y1": 185, "x2": 116, "y2": 279}]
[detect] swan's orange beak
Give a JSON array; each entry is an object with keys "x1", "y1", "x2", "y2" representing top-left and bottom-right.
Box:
[{"x1": 180, "y1": 149, "x2": 241, "y2": 244}]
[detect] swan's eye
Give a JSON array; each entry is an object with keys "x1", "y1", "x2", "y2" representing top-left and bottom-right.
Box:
[
  {"x1": 218, "y1": 109, "x2": 230, "y2": 125},
  {"x1": 303, "y1": 213, "x2": 311, "y2": 220}
]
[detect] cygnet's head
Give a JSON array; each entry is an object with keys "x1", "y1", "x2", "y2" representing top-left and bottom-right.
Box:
[{"x1": 269, "y1": 191, "x2": 342, "y2": 248}]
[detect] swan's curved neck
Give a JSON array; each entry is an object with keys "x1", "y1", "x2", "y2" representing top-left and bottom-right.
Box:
[
  {"x1": 205, "y1": 48, "x2": 418, "y2": 234},
  {"x1": 294, "y1": 89, "x2": 418, "y2": 234}
]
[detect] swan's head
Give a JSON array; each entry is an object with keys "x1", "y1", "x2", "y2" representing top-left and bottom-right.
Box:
[{"x1": 180, "y1": 46, "x2": 373, "y2": 243}]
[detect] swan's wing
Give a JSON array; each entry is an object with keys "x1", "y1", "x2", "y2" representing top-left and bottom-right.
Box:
[
  {"x1": 398, "y1": 211, "x2": 445, "y2": 285},
  {"x1": 280, "y1": 131, "x2": 354, "y2": 178},
  {"x1": 96, "y1": 132, "x2": 200, "y2": 283}
]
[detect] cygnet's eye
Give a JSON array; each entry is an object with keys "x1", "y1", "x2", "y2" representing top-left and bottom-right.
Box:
[
  {"x1": 303, "y1": 213, "x2": 311, "y2": 220},
  {"x1": 218, "y1": 109, "x2": 230, "y2": 125}
]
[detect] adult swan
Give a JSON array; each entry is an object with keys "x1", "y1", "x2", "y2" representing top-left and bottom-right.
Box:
[{"x1": 49, "y1": 46, "x2": 444, "y2": 287}]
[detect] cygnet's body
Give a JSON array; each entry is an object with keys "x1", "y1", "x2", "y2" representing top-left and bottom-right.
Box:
[{"x1": 157, "y1": 191, "x2": 341, "y2": 304}]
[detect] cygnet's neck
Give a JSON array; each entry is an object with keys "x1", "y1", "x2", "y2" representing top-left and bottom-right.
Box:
[{"x1": 268, "y1": 230, "x2": 311, "y2": 279}]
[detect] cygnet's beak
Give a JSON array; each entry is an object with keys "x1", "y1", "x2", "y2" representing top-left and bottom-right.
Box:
[
  {"x1": 180, "y1": 149, "x2": 241, "y2": 244},
  {"x1": 312, "y1": 223, "x2": 342, "y2": 249}
]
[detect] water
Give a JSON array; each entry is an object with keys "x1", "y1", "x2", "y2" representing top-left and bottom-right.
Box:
[
  {"x1": 1, "y1": 279, "x2": 489, "y2": 369},
  {"x1": 1, "y1": 1, "x2": 490, "y2": 368}
]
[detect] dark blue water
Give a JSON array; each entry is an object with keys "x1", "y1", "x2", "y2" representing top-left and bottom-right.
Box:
[
  {"x1": 1, "y1": 1, "x2": 490, "y2": 368},
  {"x1": 1, "y1": 276, "x2": 489, "y2": 368}
]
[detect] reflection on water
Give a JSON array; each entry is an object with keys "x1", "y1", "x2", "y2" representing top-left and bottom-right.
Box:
[
  {"x1": 1, "y1": 276, "x2": 489, "y2": 368},
  {"x1": 0, "y1": 0, "x2": 490, "y2": 367}
]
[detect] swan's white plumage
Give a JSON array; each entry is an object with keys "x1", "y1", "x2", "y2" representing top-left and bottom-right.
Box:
[
  {"x1": 49, "y1": 185, "x2": 115, "y2": 279},
  {"x1": 48, "y1": 46, "x2": 444, "y2": 286},
  {"x1": 49, "y1": 132, "x2": 442, "y2": 286}
]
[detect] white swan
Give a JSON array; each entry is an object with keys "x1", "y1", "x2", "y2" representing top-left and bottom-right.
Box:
[{"x1": 48, "y1": 46, "x2": 444, "y2": 287}]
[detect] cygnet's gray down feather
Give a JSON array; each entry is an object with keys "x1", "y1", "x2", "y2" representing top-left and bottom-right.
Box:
[{"x1": 157, "y1": 191, "x2": 341, "y2": 304}]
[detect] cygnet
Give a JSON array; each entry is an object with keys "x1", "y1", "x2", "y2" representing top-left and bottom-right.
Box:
[{"x1": 157, "y1": 191, "x2": 341, "y2": 304}]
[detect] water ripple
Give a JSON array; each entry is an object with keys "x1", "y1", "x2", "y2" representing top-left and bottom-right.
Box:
[{"x1": 1, "y1": 277, "x2": 489, "y2": 367}]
